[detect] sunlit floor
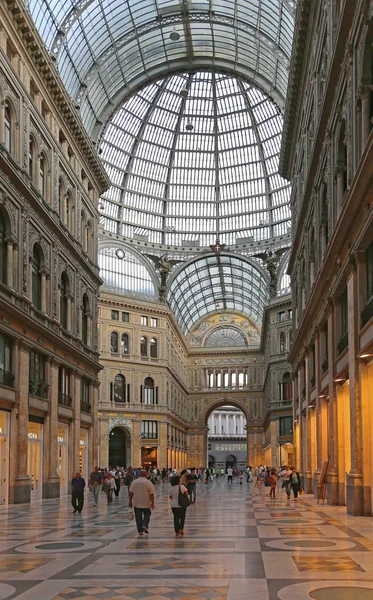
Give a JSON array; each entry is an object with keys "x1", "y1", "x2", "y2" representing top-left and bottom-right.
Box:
[{"x1": 0, "y1": 480, "x2": 373, "y2": 599}]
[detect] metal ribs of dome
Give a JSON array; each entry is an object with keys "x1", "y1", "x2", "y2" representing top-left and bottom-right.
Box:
[
  {"x1": 98, "y1": 72, "x2": 291, "y2": 247},
  {"x1": 26, "y1": 0, "x2": 295, "y2": 137}
]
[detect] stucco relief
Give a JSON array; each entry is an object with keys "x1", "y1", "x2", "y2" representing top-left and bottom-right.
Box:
[
  {"x1": 107, "y1": 416, "x2": 133, "y2": 437},
  {"x1": 189, "y1": 312, "x2": 260, "y2": 346}
]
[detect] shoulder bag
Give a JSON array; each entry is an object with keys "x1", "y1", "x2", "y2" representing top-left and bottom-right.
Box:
[{"x1": 178, "y1": 485, "x2": 191, "y2": 508}]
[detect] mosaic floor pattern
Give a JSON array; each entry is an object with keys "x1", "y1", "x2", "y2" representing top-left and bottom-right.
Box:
[{"x1": 0, "y1": 480, "x2": 372, "y2": 598}]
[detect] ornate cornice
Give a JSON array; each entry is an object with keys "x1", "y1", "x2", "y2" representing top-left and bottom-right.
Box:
[{"x1": 3, "y1": 0, "x2": 110, "y2": 194}]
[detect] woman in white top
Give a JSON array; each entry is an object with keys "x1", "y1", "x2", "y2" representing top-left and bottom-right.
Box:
[{"x1": 168, "y1": 475, "x2": 189, "y2": 536}]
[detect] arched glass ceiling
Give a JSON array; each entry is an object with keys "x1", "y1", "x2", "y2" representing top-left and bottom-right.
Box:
[
  {"x1": 168, "y1": 254, "x2": 268, "y2": 333},
  {"x1": 205, "y1": 327, "x2": 248, "y2": 347},
  {"x1": 98, "y1": 245, "x2": 156, "y2": 298},
  {"x1": 26, "y1": 0, "x2": 295, "y2": 136},
  {"x1": 99, "y1": 72, "x2": 291, "y2": 247}
]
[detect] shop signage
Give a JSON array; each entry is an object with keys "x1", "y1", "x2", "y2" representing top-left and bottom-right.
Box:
[{"x1": 28, "y1": 432, "x2": 38, "y2": 439}]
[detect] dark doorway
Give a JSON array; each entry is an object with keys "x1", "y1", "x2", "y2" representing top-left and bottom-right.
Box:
[
  {"x1": 109, "y1": 427, "x2": 126, "y2": 468},
  {"x1": 225, "y1": 454, "x2": 237, "y2": 470},
  {"x1": 208, "y1": 455, "x2": 215, "y2": 468}
]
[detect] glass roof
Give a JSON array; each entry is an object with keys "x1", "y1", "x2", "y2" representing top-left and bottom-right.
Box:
[
  {"x1": 26, "y1": 0, "x2": 295, "y2": 136},
  {"x1": 167, "y1": 253, "x2": 268, "y2": 333},
  {"x1": 98, "y1": 72, "x2": 291, "y2": 247},
  {"x1": 205, "y1": 327, "x2": 248, "y2": 347},
  {"x1": 98, "y1": 244, "x2": 157, "y2": 298}
]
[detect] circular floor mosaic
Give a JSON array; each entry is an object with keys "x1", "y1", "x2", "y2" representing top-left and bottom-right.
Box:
[
  {"x1": 15, "y1": 540, "x2": 102, "y2": 553},
  {"x1": 265, "y1": 538, "x2": 356, "y2": 551},
  {"x1": 0, "y1": 585, "x2": 16, "y2": 600},
  {"x1": 278, "y1": 581, "x2": 373, "y2": 600},
  {"x1": 311, "y1": 588, "x2": 373, "y2": 600}
]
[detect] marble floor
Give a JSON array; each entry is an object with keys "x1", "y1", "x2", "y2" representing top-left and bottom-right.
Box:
[{"x1": 0, "y1": 481, "x2": 373, "y2": 599}]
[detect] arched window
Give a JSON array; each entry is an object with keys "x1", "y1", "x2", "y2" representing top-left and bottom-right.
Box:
[
  {"x1": 29, "y1": 136, "x2": 35, "y2": 181},
  {"x1": 85, "y1": 221, "x2": 91, "y2": 255},
  {"x1": 279, "y1": 332, "x2": 286, "y2": 353},
  {"x1": 40, "y1": 154, "x2": 45, "y2": 198},
  {"x1": 4, "y1": 105, "x2": 11, "y2": 153},
  {"x1": 121, "y1": 333, "x2": 129, "y2": 355},
  {"x1": 281, "y1": 372, "x2": 293, "y2": 401},
  {"x1": 150, "y1": 337, "x2": 158, "y2": 358},
  {"x1": 143, "y1": 376, "x2": 157, "y2": 405},
  {"x1": 114, "y1": 374, "x2": 126, "y2": 402},
  {"x1": 140, "y1": 336, "x2": 147, "y2": 356},
  {"x1": 66, "y1": 191, "x2": 71, "y2": 229},
  {"x1": 0, "y1": 212, "x2": 7, "y2": 284},
  {"x1": 82, "y1": 293, "x2": 89, "y2": 345},
  {"x1": 110, "y1": 331, "x2": 119, "y2": 353},
  {"x1": 81, "y1": 211, "x2": 86, "y2": 247},
  {"x1": 31, "y1": 244, "x2": 42, "y2": 310},
  {"x1": 58, "y1": 178, "x2": 63, "y2": 217},
  {"x1": 60, "y1": 272, "x2": 68, "y2": 329}
]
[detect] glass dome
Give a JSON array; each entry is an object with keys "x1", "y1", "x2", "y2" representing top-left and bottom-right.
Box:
[
  {"x1": 205, "y1": 327, "x2": 248, "y2": 347},
  {"x1": 98, "y1": 72, "x2": 291, "y2": 247}
]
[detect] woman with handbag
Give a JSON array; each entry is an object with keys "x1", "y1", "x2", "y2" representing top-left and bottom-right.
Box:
[{"x1": 168, "y1": 475, "x2": 190, "y2": 536}]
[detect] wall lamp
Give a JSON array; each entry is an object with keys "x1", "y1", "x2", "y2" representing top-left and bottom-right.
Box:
[
  {"x1": 360, "y1": 353, "x2": 373, "y2": 359},
  {"x1": 334, "y1": 376, "x2": 347, "y2": 383}
]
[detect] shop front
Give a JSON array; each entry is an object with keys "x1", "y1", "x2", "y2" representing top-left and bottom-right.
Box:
[
  {"x1": 141, "y1": 446, "x2": 158, "y2": 469},
  {"x1": 79, "y1": 428, "x2": 89, "y2": 480},
  {"x1": 27, "y1": 418, "x2": 43, "y2": 501},
  {"x1": 57, "y1": 424, "x2": 68, "y2": 496},
  {"x1": 0, "y1": 411, "x2": 9, "y2": 505}
]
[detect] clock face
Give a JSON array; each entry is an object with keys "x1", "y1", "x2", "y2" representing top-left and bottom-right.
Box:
[{"x1": 116, "y1": 249, "x2": 125, "y2": 260}]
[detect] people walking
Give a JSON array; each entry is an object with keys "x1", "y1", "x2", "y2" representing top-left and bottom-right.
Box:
[
  {"x1": 114, "y1": 469, "x2": 121, "y2": 497},
  {"x1": 129, "y1": 469, "x2": 155, "y2": 536},
  {"x1": 280, "y1": 465, "x2": 292, "y2": 501},
  {"x1": 104, "y1": 472, "x2": 115, "y2": 504},
  {"x1": 89, "y1": 466, "x2": 103, "y2": 506},
  {"x1": 71, "y1": 472, "x2": 85, "y2": 514},
  {"x1": 185, "y1": 467, "x2": 198, "y2": 503},
  {"x1": 168, "y1": 475, "x2": 189, "y2": 536},
  {"x1": 269, "y1": 469, "x2": 277, "y2": 499},
  {"x1": 227, "y1": 466, "x2": 233, "y2": 484},
  {"x1": 290, "y1": 467, "x2": 301, "y2": 501}
]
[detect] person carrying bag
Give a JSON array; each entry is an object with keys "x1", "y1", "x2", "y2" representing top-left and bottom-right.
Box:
[{"x1": 168, "y1": 475, "x2": 189, "y2": 536}]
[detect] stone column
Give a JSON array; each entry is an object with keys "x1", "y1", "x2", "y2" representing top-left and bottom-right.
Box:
[
  {"x1": 13, "y1": 341, "x2": 31, "y2": 503},
  {"x1": 0, "y1": 100, "x2": 4, "y2": 144},
  {"x1": 72, "y1": 372, "x2": 81, "y2": 474},
  {"x1": 132, "y1": 420, "x2": 142, "y2": 467},
  {"x1": 346, "y1": 266, "x2": 363, "y2": 515},
  {"x1": 335, "y1": 163, "x2": 345, "y2": 212},
  {"x1": 327, "y1": 301, "x2": 339, "y2": 505},
  {"x1": 41, "y1": 270, "x2": 47, "y2": 314},
  {"x1": 158, "y1": 422, "x2": 167, "y2": 468},
  {"x1": 270, "y1": 420, "x2": 277, "y2": 467},
  {"x1": 45, "y1": 359, "x2": 60, "y2": 498},
  {"x1": 6, "y1": 237, "x2": 13, "y2": 288},
  {"x1": 66, "y1": 294, "x2": 72, "y2": 333},
  {"x1": 304, "y1": 352, "x2": 313, "y2": 492},
  {"x1": 92, "y1": 383, "x2": 99, "y2": 467},
  {"x1": 361, "y1": 88, "x2": 371, "y2": 149}
]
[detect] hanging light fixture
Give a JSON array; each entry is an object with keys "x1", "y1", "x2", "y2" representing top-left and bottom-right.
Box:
[
  {"x1": 180, "y1": 87, "x2": 188, "y2": 98},
  {"x1": 185, "y1": 118, "x2": 194, "y2": 131},
  {"x1": 169, "y1": 27, "x2": 180, "y2": 41}
]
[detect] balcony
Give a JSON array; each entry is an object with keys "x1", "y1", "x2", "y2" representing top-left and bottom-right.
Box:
[
  {"x1": 29, "y1": 379, "x2": 49, "y2": 399},
  {"x1": 337, "y1": 332, "x2": 348, "y2": 356},
  {"x1": 58, "y1": 392, "x2": 72, "y2": 408},
  {"x1": 80, "y1": 401, "x2": 91, "y2": 414},
  {"x1": 0, "y1": 369, "x2": 14, "y2": 387},
  {"x1": 362, "y1": 296, "x2": 373, "y2": 327}
]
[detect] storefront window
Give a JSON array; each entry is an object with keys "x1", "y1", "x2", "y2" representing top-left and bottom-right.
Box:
[{"x1": 28, "y1": 421, "x2": 43, "y2": 500}]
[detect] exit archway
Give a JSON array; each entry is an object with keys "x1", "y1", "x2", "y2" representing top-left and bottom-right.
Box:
[{"x1": 109, "y1": 427, "x2": 128, "y2": 468}]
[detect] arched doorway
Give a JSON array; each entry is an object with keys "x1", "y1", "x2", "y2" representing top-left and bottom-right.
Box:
[
  {"x1": 208, "y1": 455, "x2": 215, "y2": 468},
  {"x1": 225, "y1": 455, "x2": 237, "y2": 470},
  {"x1": 109, "y1": 427, "x2": 127, "y2": 468},
  {"x1": 206, "y1": 404, "x2": 247, "y2": 471}
]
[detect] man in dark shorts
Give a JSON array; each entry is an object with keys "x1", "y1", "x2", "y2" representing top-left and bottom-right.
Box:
[{"x1": 185, "y1": 467, "x2": 198, "y2": 503}]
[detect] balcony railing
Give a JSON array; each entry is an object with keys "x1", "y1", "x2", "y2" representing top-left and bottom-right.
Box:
[
  {"x1": 29, "y1": 380, "x2": 49, "y2": 399},
  {"x1": 362, "y1": 296, "x2": 373, "y2": 327},
  {"x1": 58, "y1": 392, "x2": 72, "y2": 407},
  {"x1": 80, "y1": 401, "x2": 91, "y2": 414},
  {"x1": 337, "y1": 332, "x2": 348, "y2": 355},
  {"x1": 0, "y1": 369, "x2": 14, "y2": 387}
]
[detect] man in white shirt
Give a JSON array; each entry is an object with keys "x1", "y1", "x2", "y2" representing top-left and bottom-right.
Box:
[
  {"x1": 227, "y1": 467, "x2": 233, "y2": 484},
  {"x1": 129, "y1": 469, "x2": 155, "y2": 536},
  {"x1": 279, "y1": 465, "x2": 292, "y2": 500}
]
